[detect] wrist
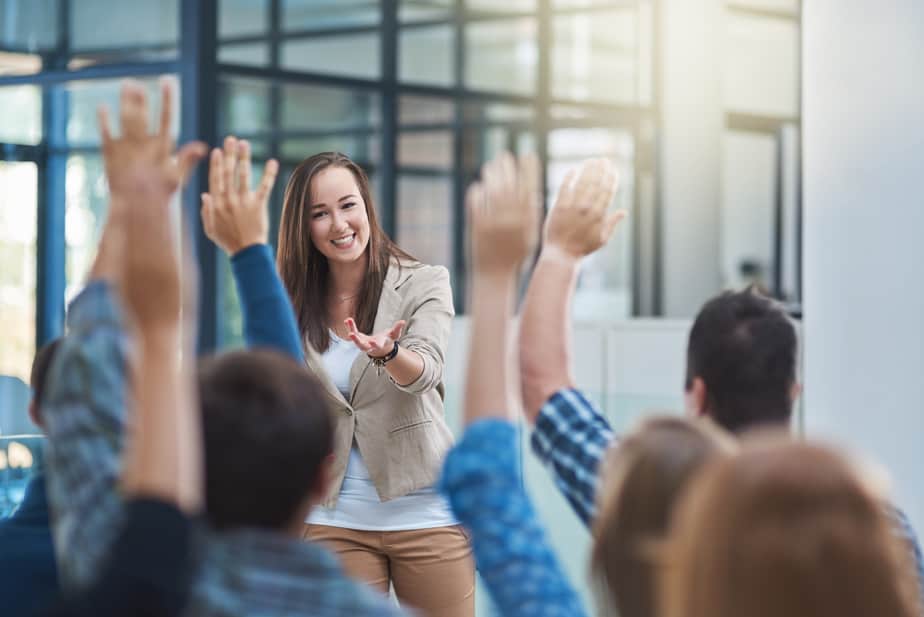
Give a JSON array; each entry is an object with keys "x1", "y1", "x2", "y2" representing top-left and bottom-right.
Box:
[
  {"x1": 539, "y1": 244, "x2": 582, "y2": 268},
  {"x1": 369, "y1": 340, "x2": 399, "y2": 364}
]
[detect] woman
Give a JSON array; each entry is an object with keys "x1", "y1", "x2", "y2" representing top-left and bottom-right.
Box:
[
  {"x1": 663, "y1": 436, "x2": 921, "y2": 617},
  {"x1": 270, "y1": 150, "x2": 472, "y2": 615},
  {"x1": 591, "y1": 416, "x2": 735, "y2": 617}
]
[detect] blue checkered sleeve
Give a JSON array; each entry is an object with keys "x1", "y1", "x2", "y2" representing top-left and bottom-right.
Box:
[
  {"x1": 885, "y1": 504, "x2": 924, "y2": 613},
  {"x1": 440, "y1": 419, "x2": 589, "y2": 617},
  {"x1": 530, "y1": 389, "x2": 615, "y2": 528},
  {"x1": 42, "y1": 282, "x2": 128, "y2": 590}
]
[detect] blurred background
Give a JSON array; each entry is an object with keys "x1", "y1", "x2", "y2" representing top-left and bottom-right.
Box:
[{"x1": 0, "y1": 0, "x2": 812, "y2": 613}]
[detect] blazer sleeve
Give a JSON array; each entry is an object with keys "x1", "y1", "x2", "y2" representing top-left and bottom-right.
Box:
[{"x1": 391, "y1": 265, "x2": 454, "y2": 395}]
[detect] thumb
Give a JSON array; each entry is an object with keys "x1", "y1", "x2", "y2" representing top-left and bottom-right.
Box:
[
  {"x1": 389, "y1": 320, "x2": 406, "y2": 341},
  {"x1": 177, "y1": 141, "x2": 208, "y2": 186},
  {"x1": 601, "y1": 209, "x2": 627, "y2": 244}
]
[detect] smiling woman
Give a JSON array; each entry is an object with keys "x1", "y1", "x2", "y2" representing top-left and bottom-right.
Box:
[{"x1": 275, "y1": 151, "x2": 475, "y2": 617}]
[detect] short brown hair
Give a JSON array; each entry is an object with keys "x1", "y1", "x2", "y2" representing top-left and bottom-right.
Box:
[
  {"x1": 198, "y1": 349, "x2": 333, "y2": 531},
  {"x1": 590, "y1": 416, "x2": 735, "y2": 617},
  {"x1": 663, "y1": 436, "x2": 919, "y2": 617}
]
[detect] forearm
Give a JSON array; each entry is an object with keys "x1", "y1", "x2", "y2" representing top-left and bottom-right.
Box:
[
  {"x1": 465, "y1": 271, "x2": 517, "y2": 425},
  {"x1": 231, "y1": 243, "x2": 305, "y2": 362},
  {"x1": 519, "y1": 247, "x2": 581, "y2": 421},
  {"x1": 123, "y1": 330, "x2": 202, "y2": 513}
]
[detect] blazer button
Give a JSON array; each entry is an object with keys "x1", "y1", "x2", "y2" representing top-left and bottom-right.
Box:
[{"x1": 345, "y1": 408, "x2": 353, "y2": 416}]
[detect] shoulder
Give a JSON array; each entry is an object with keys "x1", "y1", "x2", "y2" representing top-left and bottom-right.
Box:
[{"x1": 387, "y1": 259, "x2": 450, "y2": 293}]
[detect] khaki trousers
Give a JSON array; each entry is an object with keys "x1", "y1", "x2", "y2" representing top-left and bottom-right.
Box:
[{"x1": 304, "y1": 523, "x2": 475, "y2": 617}]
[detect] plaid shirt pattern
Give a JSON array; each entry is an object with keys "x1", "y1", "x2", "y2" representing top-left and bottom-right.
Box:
[
  {"x1": 440, "y1": 419, "x2": 588, "y2": 617},
  {"x1": 531, "y1": 387, "x2": 924, "y2": 612},
  {"x1": 42, "y1": 282, "x2": 406, "y2": 617}
]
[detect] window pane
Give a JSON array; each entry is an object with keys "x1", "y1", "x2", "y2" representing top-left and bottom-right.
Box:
[
  {"x1": 462, "y1": 125, "x2": 536, "y2": 172},
  {"x1": 219, "y1": 76, "x2": 272, "y2": 135},
  {"x1": 399, "y1": 96, "x2": 455, "y2": 126},
  {"x1": 727, "y1": 0, "x2": 799, "y2": 13},
  {"x1": 65, "y1": 77, "x2": 176, "y2": 146},
  {"x1": 0, "y1": 0, "x2": 58, "y2": 51},
  {"x1": 552, "y1": 9, "x2": 639, "y2": 103},
  {"x1": 396, "y1": 175, "x2": 452, "y2": 269},
  {"x1": 467, "y1": 0, "x2": 535, "y2": 11},
  {"x1": 548, "y1": 128, "x2": 634, "y2": 320},
  {"x1": 220, "y1": 0, "x2": 269, "y2": 38},
  {"x1": 218, "y1": 42, "x2": 271, "y2": 67},
  {"x1": 0, "y1": 86, "x2": 41, "y2": 145},
  {"x1": 462, "y1": 101, "x2": 533, "y2": 123},
  {"x1": 400, "y1": 25, "x2": 454, "y2": 87},
  {"x1": 398, "y1": 131, "x2": 452, "y2": 170},
  {"x1": 282, "y1": 0, "x2": 380, "y2": 30},
  {"x1": 281, "y1": 34, "x2": 381, "y2": 80},
  {"x1": 280, "y1": 135, "x2": 379, "y2": 165},
  {"x1": 70, "y1": 0, "x2": 178, "y2": 55},
  {"x1": 465, "y1": 18, "x2": 537, "y2": 95},
  {"x1": 0, "y1": 162, "x2": 37, "y2": 384},
  {"x1": 724, "y1": 13, "x2": 799, "y2": 117},
  {"x1": 280, "y1": 84, "x2": 380, "y2": 131},
  {"x1": 219, "y1": 254, "x2": 245, "y2": 350},
  {"x1": 64, "y1": 154, "x2": 107, "y2": 302},
  {"x1": 399, "y1": 0, "x2": 451, "y2": 23}
]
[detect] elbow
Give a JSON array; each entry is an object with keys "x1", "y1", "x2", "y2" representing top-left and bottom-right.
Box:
[{"x1": 394, "y1": 344, "x2": 443, "y2": 395}]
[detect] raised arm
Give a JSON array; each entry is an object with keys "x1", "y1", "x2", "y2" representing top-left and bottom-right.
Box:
[
  {"x1": 199, "y1": 137, "x2": 305, "y2": 362},
  {"x1": 518, "y1": 159, "x2": 624, "y2": 421},
  {"x1": 43, "y1": 80, "x2": 205, "y2": 589},
  {"x1": 440, "y1": 152, "x2": 587, "y2": 616}
]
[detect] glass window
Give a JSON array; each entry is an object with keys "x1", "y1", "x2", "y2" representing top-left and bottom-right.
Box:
[
  {"x1": 70, "y1": 0, "x2": 179, "y2": 55},
  {"x1": 396, "y1": 175, "x2": 452, "y2": 269},
  {"x1": 398, "y1": 131, "x2": 452, "y2": 170},
  {"x1": 467, "y1": 0, "x2": 535, "y2": 11},
  {"x1": 65, "y1": 77, "x2": 176, "y2": 147},
  {"x1": 399, "y1": 0, "x2": 451, "y2": 23},
  {"x1": 63, "y1": 153, "x2": 107, "y2": 302},
  {"x1": 219, "y1": 76, "x2": 272, "y2": 136},
  {"x1": 282, "y1": 0, "x2": 380, "y2": 31},
  {"x1": 399, "y1": 96, "x2": 455, "y2": 126},
  {"x1": 465, "y1": 18, "x2": 537, "y2": 95},
  {"x1": 281, "y1": 34, "x2": 381, "y2": 80},
  {"x1": 280, "y1": 134, "x2": 379, "y2": 164},
  {"x1": 218, "y1": 42, "x2": 271, "y2": 67},
  {"x1": 0, "y1": 86, "x2": 41, "y2": 145},
  {"x1": 552, "y1": 9, "x2": 639, "y2": 103},
  {"x1": 280, "y1": 84, "x2": 380, "y2": 131},
  {"x1": 400, "y1": 25, "x2": 454, "y2": 87},
  {"x1": 462, "y1": 101, "x2": 534, "y2": 124},
  {"x1": 219, "y1": 254, "x2": 245, "y2": 350},
  {"x1": 724, "y1": 13, "x2": 799, "y2": 117},
  {"x1": 0, "y1": 0, "x2": 58, "y2": 51},
  {"x1": 220, "y1": 0, "x2": 269, "y2": 38},
  {"x1": 0, "y1": 161, "x2": 37, "y2": 383},
  {"x1": 727, "y1": 0, "x2": 799, "y2": 13}
]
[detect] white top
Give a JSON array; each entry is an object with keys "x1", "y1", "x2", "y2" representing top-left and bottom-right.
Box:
[{"x1": 306, "y1": 331, "x2": 457, "y2": 531}]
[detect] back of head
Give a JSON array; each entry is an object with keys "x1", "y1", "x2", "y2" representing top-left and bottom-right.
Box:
[
  {"x1": 198, "y1": 349, "x2": 333, "y2": 531},
  {"x1": 686, "y1": 288, "x2": 798, "y2": 433},
  {"x1": 29, "y1": 338, "x2": 63, "y2": 425},
  {"x1": 591, "y1": 416, "x2": 736, "y2": 617},
  {"x1": 664, "y1": 437, "x2": 919, "y2": 617}
]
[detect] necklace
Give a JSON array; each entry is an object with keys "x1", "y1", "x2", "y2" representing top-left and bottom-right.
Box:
[{"x1": 334, "y1": 293, "x2": 358, "y2": 303}]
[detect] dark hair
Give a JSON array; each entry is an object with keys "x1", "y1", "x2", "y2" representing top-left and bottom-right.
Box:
[
  {"x1": 30, "y1": 338, "x2": 63, "y2": 412},
  {"x1": 685, "y1": 288, "x2": 798, "y2": 433},
  {"x1": 198, "y1": 349, "x2": 333, "y2": 531},
  {"x1": 276, "y1": 152, "x2": 414, "y2": 353},
  {"x1": 591, "y1": 416, "x2": 735, "y2": 617}
]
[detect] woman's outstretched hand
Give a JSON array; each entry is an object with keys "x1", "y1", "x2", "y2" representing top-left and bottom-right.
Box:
[
  {"x1": 345, "y1": 318, "x2": 406, "y2": 358},
  {"x1": 200, "y1": 135, "x2": 279, "y2": 255}
]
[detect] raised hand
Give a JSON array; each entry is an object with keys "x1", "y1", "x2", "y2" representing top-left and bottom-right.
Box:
[
  {"x1": 543, "y1": 158, "x2": 625, "y2": 260},
  {"x1": 96, "y1": 80, "x2": 206, "y2": 327},
  {"x1": 200, "y1": 135, "x2": 279, "y2": 255},
  {"x1": 467, "y1": 151, "x2": 541, "y2": 275},
  {"x1": 345, "y1": 318, "x2": 406, "y2": 358}
]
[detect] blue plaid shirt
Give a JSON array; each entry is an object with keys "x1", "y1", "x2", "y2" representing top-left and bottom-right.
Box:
[
  {"x1": 42, "y1": 282, "x2": 407, "y2": 617},
  {"x1": 531, "y1": 387, "x2": 924, "y2": 611},
  {"x1": 440, "y1": 419, "x2": 588, "y2": 617}
]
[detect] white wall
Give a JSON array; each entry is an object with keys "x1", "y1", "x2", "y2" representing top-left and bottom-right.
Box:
[{"x1": 803, "y1": 1, "x2": 924, "y2": 534}]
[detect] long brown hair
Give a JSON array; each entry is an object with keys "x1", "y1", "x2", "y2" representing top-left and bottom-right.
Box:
[
  {"x1": 663, "y1": 436, "x2": 920, "y2": 617},
  {"x1": 591, "y1": 416, "x2": 735, "y2": 617},
  {"x1": 276, "y1": 152, "x2": 413, "y2": 353}
]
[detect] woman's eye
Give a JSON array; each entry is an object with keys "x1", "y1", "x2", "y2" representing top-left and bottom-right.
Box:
[
  {"x1": 342, "y1": 202, "x2": 356, "y2": 210},
  {"x1": 312, "y1": 211, "x2": 327, "y2": 219}
]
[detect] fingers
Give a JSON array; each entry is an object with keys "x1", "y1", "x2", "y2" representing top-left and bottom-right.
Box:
[
  {"x1": 176, "y1": 142, "x2": 207, "y2": 187},
  {"x1": 345, "y1": 318, "x2": 360, "y2": 337},
  {"x1": 570, "y1": 158, "x2": 604, "y2": 212},
  {"x1": 388, "y1": 320, "x2": 406, "y2": 341},
  {"x1": 158, "y1": 79, "x2": 173, "y2": 139},
  {"x1": 601, "y1": 209, "x2": 628, "y2": 244},
  {"x1": 591, "y1": 160, "x2": 618, "y2": 212},
  {"x1": 518, "y1": 153, "x2": 540, "y2": 214},
  {"x1": 499, "y1": 151, "x2": 517, "y2": 208},
  {"x1": 556, "y1": 168, "x2": 578, "y2": 209},
  {"x1": 120, "y1": 81, "x2": 149, "y2": 140},
  {"x1": 97, "y1": 105, "x2": 113, "y2": 148},
  {"x1": 238, "y1": 140, "x2": 252, "y2": 197},
  {"x1": 200, "y1": 193, "x2": 215, "y2": 238},
  {"x1": 209, "y1": 148, "x2": 224, "y2": 197},
  {"x1": 254, "y1": 159, "x2": 279, "y2": 206},
  {"x1": 222, "y1": 135, "x2": 238, "y2": 198}
]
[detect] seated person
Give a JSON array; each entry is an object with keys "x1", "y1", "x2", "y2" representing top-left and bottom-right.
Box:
[
  {"x1": 665, "y1": 436, "x2": 921, "y2": 617},
  {"x1": 515, "y1": 159, "x2": 924, "y2": 604},
  {"x1": 42, "y1": 80, "x2": 406, "y2": 617},
  {"x1": 0, "y1": 339, "x2": 62, "y2": 615}
]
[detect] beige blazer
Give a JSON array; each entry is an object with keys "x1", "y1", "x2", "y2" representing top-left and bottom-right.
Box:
[{"x1": 304, "y1": 260, "x2": 455, "y2": 508}]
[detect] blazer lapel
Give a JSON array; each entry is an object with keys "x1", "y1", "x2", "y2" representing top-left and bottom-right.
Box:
[{"x1": 304, "y1": 343, "x2": 350, "y2": 407}]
